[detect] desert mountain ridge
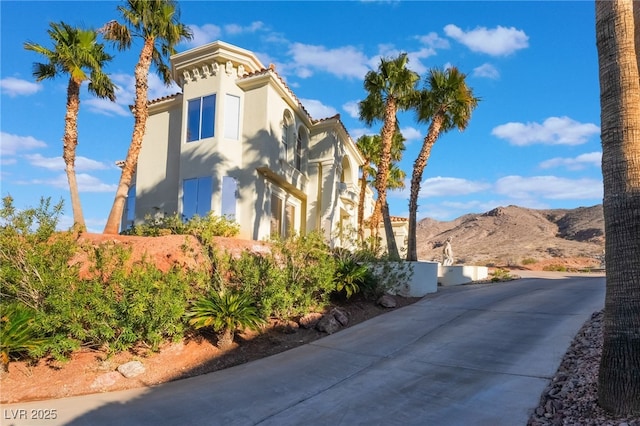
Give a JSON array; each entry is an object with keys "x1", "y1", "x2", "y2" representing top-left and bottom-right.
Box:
[{"x1": 416, "y1": 204, "x2": 604, "y2": 266}]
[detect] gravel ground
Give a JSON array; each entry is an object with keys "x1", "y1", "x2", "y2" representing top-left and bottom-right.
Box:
[{"x1": 528, "y1": 310, "x2": 640, "y2": 426}]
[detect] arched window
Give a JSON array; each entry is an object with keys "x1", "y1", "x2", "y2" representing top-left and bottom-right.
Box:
[
  {"x1": 281, "y1": 111, "x2": 293, "y2": 162},
  {"x1": 295, "y1": 130, "x2": 303, "y2": 171}
]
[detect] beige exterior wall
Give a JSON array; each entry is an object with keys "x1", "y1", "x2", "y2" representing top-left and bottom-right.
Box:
[{"x1": 131, "y1": 41, "x2": 373, "y2": 246}]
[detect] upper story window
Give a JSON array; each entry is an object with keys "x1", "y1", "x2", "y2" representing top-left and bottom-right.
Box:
[
  {"x1": 281, "y1": 111, "x2": 293, "y2": 161},
  {"x1": 295, "y1": 131, "x2": 303, "y2": 171},
  {"x1": 224, "y1": 94, "x2": 240, "y2": 140},
  {"x1": 187, "y1": 94, "x2": 216, "y2": 142}
]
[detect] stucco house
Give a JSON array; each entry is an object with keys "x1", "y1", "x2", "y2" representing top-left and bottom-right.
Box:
[{"x1": 125, "y1": 40, "x2": 376, "y2": 248}]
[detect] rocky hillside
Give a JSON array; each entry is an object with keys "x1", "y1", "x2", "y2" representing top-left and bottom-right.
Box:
[{"x1": 416, "y1": 205, "x2": 605, "y2": 266}]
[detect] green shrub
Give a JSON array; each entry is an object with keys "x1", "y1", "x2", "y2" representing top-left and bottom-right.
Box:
[
  {"x1": 0, "y1": 303, "x2": 47, "y2": 371},
  {"x1": 490, "y1": 268, "x2": 513, "y2": 282},
  {"x1": 543, "y1": 264, "x2": 567, "y2": 272},
  {"x1": 521, "y1": 258, "x2": 538, "y2": 265},
  {"x1": 187, "y1": 290, "x2": 265, "y2": 349},
  {"x1": 332, "y1": 249, "x2": 374, "y2": 300},
  {"x1": 123, "y1": 211, "x2": 239, "y2": 243}
]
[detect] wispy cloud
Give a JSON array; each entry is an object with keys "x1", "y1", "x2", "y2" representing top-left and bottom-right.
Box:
[
  {"x1": 186, "y1": 24, "x2": 222, "y2": 47},
  {"x1": 300, "y1": 98, "x2": 339, "y2": 119},
  {"x1": 1, "y1": 132, "x2": 47, "y2": 156},
  {"x1": 401, "y1": 126, "x2": 422, "y2": 141},
  {"x1": 25, "y1": 153, "x2": 111, "y2": 172},
  {"x1": 0, "y1": 77, "x2": 41, "y2": 97},
  {"x1": 289, "y1": 43, "x2": 371, "y2": 79},
  {"x1": 343, "y1": 100, "x2": 360, "y2": 119},
  {"x1": 84, "y1": 72, "x2": 180, "y2": 117},
  {"x1": 444, "y1": 24, "x2": 529, "y2": 56},
  {"x1": 495, "y1": 175, "x2": 603, "y2": 200},
  {"x1": 473, "y1": 63, "x2": 500, "y2": 79},
  {"x1": 539, "y1": 152, "x2": 602, "y2": 170},
  {"x1": 25, "y1": 173, "x2": 117, "y2": 193},
  {"x1": 419, "y1": 176, "x2": 491, "y2": 198},
  {"x1": 492, "y1": 116, "x2": 600, "y2": 146},
  {"x1": 224, "y1": 21, "x2": 265, "y2": 35}
]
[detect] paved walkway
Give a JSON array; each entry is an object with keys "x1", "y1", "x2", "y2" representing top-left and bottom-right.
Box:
[{"x1": 1, "y1": 273, "x2": 605, "y2": 426}]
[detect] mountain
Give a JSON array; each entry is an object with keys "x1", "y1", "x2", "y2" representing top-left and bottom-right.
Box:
[{"x1": 416, "y1": 205, "x2": 604, "y2": 266}]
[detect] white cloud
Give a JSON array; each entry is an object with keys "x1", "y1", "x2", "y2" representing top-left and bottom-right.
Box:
[
  {"x1": 25, "y1": 153, "x2": 110, "y2": 172},
  {"x1": 400, "y1": 126, "x2": 422, "y2": 141},
  {"x1": 84, "y1": 72, "x2": 179, "y2": 117},
  {"x1": 85, "y1": 97, "x2": 130, "y2": 117},
  {"x1": 224, "y1": 21, "x2": 264, "y2": 35},
  {"x1": 539, "y1": 152, "x2": 602, "y2": 170},
  {"x1": 300, "y1": 98, "x2": 338, "y2": 119},
  {"x1": 186, "y1": 24, "x2": 222, "y2": 47},
  {"x1": 1, "y1": 132, "x2": 47, "y2": 156},
  {"x1": 289, "y1": 43, "x2": 370, "y2": 79},
  {"x1": 419, "y1": 176, "x2": 491, "y2": 198},
  {"x1": 28, "y1": 173, "x2": 117, "y2": 193},
  {"x1": 473, "y1": 63, "x2": 500, "y2": 79},
  {"x1": 343, "y1": 100, "x2": 360, "y2": 119},
  {"x1": 444, "y1": 24, "x2": 529, "y2": 56},
  {"x1": 416, "y1": 32, "x2": 450, "y2": 49},
  {"x1": 0, "y1": 77, "x2": 41, "y2": 97},
  {"x1": 492, "y1": 116, "x2": 600, "y2": 146},
  {"x1": 349, "y1": 128, "x2": 377, "y2": 140},
  {"x1": 495, "y1": 175, "x2": 603, "y2": 200}
]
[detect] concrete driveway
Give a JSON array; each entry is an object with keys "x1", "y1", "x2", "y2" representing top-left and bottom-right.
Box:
[{"x1": 1, "y1": 273, "x2": 605, "y2": 426}]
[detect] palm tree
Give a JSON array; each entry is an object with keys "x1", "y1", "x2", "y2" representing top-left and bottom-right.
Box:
[
  {"x1": 24, "y1": 22, "x2": 115, "y2": 231},
  {"x1": 359, "y1": 53, "x2": 419, "y2": 259},
  {"x1": 356, "y1": 135, "x2": 379, "y2": 242},
  {"x1": 356, "y1": 132, "x2": 406, "y2": 247},
  {"x1": 595, "y1": 0, "x2": 640, "y2": 416},
  {"x1": 406, "y1": 67, "x2": 479, "y2": 262},
  {"x1": 101, "y1": 0, "x2": 193, "y2": 234}
]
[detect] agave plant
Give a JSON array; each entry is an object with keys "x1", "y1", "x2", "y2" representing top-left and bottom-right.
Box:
[
  {"x1": 0, "y1": 304, "x2": 46, "y2": 372},
  {"x1": 187, "y1": 291, "x2": 265, "y2": 349}
]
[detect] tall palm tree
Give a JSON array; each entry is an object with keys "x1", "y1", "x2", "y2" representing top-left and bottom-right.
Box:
[
  {"x1": 24, "y1": 22, "x2": 115, "y2": 231},
  {"x1": 407, "y1": 67, "x2": 479, "y2": 261},
  {"x1": 101, "y1": 0, "x2": 192, "y2": 234},
  {"x1": 356, "y1": 135, "x2": 379, "y2": 242},
  {"x1": 359, "y1": 53, "x2": 419, "y2": 259},
  {"x1": 595, "y1": 0, "x2": 640, "y2": 416},
  {"x1": 356, "y1": 132, "x2": 406, "y2": 246}
]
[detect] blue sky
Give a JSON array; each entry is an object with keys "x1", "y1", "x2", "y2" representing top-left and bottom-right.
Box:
[{"x1": 1, "y1": 1, "x2": 602, "y2": 233}]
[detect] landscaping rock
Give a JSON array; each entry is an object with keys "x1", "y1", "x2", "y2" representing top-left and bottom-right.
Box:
[
  {"x1": 298, "y1": 312, "x2": 323, "y2": 329},
  {"x1": 90, "y1": 371, "x2": 122, "y2": 389},
  {"x1": 377, "y1": 294, "x2": 397, "y2": 308},
  {"x1": 117, "y1": 361, "x2": 145, "y2": 378},
  {"x1": 331, "y1": 308, "x2": 349, "y2": 326},
  {"x1": 316, "y1": 315, "x2": 341, "y2": 334}
]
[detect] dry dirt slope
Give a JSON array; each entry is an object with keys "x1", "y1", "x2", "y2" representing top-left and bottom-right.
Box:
[{"x1": 416, "y1": 204, "x2": 604, "y2": 266}]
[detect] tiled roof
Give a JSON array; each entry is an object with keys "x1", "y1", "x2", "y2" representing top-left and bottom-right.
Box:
[
  {"x1": 240, "y1": 65, "x2": 312, "y2": 121},
  {"x1": 147, "y1": 92, "x2": 181, "y2": 106}
]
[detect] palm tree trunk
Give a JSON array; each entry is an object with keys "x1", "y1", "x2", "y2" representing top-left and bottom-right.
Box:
[
  {"x1": 596, "y1": 0, "x2": 640, "y2": 416},
  {"x1": 373, "y1": 98, "x2": 397, "y2": 253},
  {"x1": 103, "y1": 37, "x2": 155, "y2": 234},
  {"x1": 357, "y1": 164, "x2": 369, "y2": 242},
  {"x1": 407, "y1": 115, "x2": 443, "y2": 261},
  {"x1": 63, "y1": 78, "x2": 85, "y2": 231},
  {"x1": 381, "y1": 202, "x2": 400, "y2": 260}
]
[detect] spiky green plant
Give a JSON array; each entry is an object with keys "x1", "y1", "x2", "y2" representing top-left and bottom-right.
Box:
[
  {"x1": 0, "y1": 304, "x2": 46, "y2": 371},
  {"x1": 187, "y1": 291, "x2": 265, "y2": 349}
]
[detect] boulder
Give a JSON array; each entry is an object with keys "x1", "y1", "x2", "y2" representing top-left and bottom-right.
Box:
[
  {"x1": 331, "y1": 308, "x2": 349, "y2": 326},
  {"x1": 316, "y1": 315, "x2": 341, "y2": 334},
  {"x1": 117, "y1": 360, "x2": 145, "y2": 378},
  {"x1": 377, "y1": 294, "x2": 397, "y2": 308}
]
